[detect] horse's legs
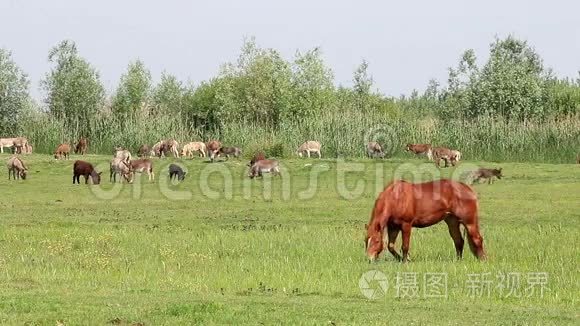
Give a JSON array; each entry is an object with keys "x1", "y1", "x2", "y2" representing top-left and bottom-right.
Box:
[
  {"x1": 386, "y1": 225, "x2": 402, "y2": 261},
  {"x1": 307, "y1": 150, "x2": 311, "y2": 158},
  {"x1": 464, "y1": 223, "x2": 486, "y2": 260},
  {"x1": 444, "y1": 216, "x2": 464, "y2": 259},
  {"x1": 84, "y1": 175, "x2": 89, "y2": 184},
  {"x1": 401, "y1": 223, "x2": 412, "y2": 262},
  {"x1": 317, "y1": 150, "x2": 321, "y2": 159}
]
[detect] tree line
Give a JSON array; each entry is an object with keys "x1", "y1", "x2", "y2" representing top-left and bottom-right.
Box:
[{"x1": 0, "y1": 36, "x2": 579, "y2": 160}]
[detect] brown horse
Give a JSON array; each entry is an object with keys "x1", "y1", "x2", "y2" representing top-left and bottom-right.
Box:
[
  {"x1": 206, "y1": 140, "x2": 221, "y2": 162},
  {"x1": 365, "y1": 179, "x2": 486, "y2": 262},
  {"x1": 73, "y1": 160, "x2": 102, "y2": 185}
]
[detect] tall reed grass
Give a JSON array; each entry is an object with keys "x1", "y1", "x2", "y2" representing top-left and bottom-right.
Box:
[{"x1": 18, "y1": 109, "x2": 580, "y2": 163}]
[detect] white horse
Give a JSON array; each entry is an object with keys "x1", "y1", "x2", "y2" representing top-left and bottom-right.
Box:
[{"x1": 297, "y1": 140, "x2": 321, "y2": 158}]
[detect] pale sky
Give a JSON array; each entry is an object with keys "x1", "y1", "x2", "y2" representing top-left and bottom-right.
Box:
[{"x1": 1, "y1": 0, "x2": 579, "y2": 101}]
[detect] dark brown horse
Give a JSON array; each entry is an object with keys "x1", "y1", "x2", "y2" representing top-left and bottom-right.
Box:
[
  {"x1": 365, "y1": 179, "x2": 486, "y2": 262},
  {"x1": 73, "y1": 160, "x2": 102, "y2": 184}
]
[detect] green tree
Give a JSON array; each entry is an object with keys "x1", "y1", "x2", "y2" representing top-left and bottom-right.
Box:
[
  {"x1": 291, "y1": 47, "x2": 335, "y2": 117},
  {"x1": 352, "y1": 59, "x2": 373, "y2": 111},
  {"x1": 112, "y1": 60, "x2": 152, "y2": 118},
  {"x1": 153, "y1": 73, "x2": 184, "y2": 115},
  {"x1": 0, "y1": 49, "x2": 30, "y2": 135},
  {"x1": 542, "y1": 76, "x2": 580, "y2": 116},
  {"x1": 471, "y1": 36, "x2": 545, "y2": 119},
  {"x1": 182, "y1": 80, "x2": 223, "y2": 132},
  {"x1": 440, "y1": 49, "x2": 479, "y2": 120},
  {"x1": 216, "y1": 38, "x2": 293, "y2": 127},
  {"x1": 42, "y1": 40, "x2": 105, "y2": 134}
]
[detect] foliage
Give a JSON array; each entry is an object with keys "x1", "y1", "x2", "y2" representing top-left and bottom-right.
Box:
[
  {"x1": 0, "y1": 48, "x2": 30, "y2": 136},
  {"x1": 352, "y1": 59, "x2": 374, "y2": 111},
  {"x1": 5, "y1": 36, "x2": 580, "y2": 162},
  {"x1": 153, "y1": 73, "x2": 184, "y2": 115},
  {"x1": 290, "y1": 47, "x2": 336, "y2": 117},
  {"x1": 41, "y1": 40, "x2": 105, "y2": 138},
  {"x1": 111, "y1": 59, "x2": 152, "y2": 119},
  {"x1": 439, "y1": 36, "x2": 571, "y2": 120}
]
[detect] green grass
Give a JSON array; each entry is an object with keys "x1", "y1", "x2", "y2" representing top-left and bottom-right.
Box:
[{"x1": 0, "y1": 154, "x2": 578, "y2": 325}]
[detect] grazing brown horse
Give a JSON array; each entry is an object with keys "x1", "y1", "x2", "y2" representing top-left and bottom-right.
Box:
[
  {"x1": 73, "y1": 160, "x2": 102, "y2": 184},
  {"x1": 54, "y1": 143, "x2": 71, "y2": 160},
  {"x1": 206, "y1": 140, "x2": 221, "y2": 162},
  {"x1": 365, "y1": 179, "x2": 486, "y2": 262},
  {"x1": 406, "y1": 143, "x2": 432, "y2": 160}
]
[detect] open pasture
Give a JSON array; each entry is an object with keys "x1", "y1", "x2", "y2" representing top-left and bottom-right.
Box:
[{"x1": 0, "y1": 154, "x2": 578, "y2": 325}]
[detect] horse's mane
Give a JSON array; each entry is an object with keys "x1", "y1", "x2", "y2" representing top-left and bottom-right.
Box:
[{"x1": 367, "y1": 180, "x2": 409, "y2": 233}]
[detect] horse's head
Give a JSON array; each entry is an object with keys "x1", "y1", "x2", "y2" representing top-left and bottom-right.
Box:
[
  {"x1": 122, "y1": 162, "x2": 134, "y2": 183},
  {"x1": 248, "y1": 168, "x2": 257, "y2": 179},
  {"x1": 365, "y1": 223, "x2": 384, "y2": 262},
  {"x1": 124, "y1": 171, "x2": 134, "y2": 183},
  {"x1": 91, "y1": 171, "x2": 102, "y2": 185}
]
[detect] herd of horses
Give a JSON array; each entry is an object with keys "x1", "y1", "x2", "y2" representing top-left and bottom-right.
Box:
[
  {"x1": 2, "y1": 135, "x2": 547, "y2": 264},
  {"x1": 1, "y1": 137, "x2": 322, "y2": 184}
]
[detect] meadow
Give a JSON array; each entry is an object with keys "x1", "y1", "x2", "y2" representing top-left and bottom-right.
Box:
[{"x1": 0, "y1": 154, "x2": 578, "y2": 325}]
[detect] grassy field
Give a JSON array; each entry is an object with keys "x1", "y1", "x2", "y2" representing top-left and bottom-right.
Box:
[{"x1": 0, "y1": 154, "x2": 578, "y2": 325}]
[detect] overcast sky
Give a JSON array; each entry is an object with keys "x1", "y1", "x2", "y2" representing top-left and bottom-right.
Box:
[{"x1": 1, "y1": 0, "x2": 579, "y2": 100}]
